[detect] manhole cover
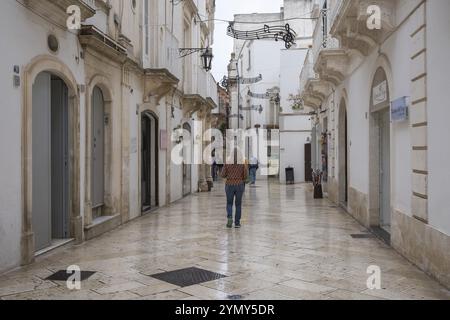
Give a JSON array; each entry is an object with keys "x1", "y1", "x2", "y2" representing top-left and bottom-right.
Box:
[
  {"x1": 46, "y1": 270, "x2": 96, "y2": 282},
  {"x1": 150, "y1": 267, "x2": 227, "y2": 287},
  {"x1": 350, "y1": 234, "x2": 376, "y2": 239}
]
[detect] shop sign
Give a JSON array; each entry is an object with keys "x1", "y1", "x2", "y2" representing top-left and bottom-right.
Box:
[
  {"x1": 391, "y1": 96, "x2": 409, "y2": 122},
  {"x1": 372, "y1": 80, "x2": 387, "y2": 106}
]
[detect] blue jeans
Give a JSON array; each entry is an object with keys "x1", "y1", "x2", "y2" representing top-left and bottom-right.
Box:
[
  {"x1": 225, "y1": 184, "x2": 245, "y2": 224},
  {"x1": 249, "y1": 167, "x2": 257, "y2": 184}
]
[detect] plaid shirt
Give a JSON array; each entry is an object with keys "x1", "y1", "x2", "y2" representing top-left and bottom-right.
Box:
[{"x1": 221, "y1": 164, "x2": 248, "y2": 185}]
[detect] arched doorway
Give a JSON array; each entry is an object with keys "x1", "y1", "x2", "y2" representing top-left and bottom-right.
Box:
[
  {"x1": 91, "y1": 86, "x2": 105, "y2": 219},
  {"x1": 338, "y1": 99, "x2": 348, "y2": 206},
  {"x1": 370, "y1": 67, "x2": 391, "y2": 235},
  {"x1": 183, "y1": 122, "x2": 192, "y2": 197},
  {"x1": 141, "y1": 112, "x2": 159, "y2": 212},
  {"x1": 32, "y1": 72, "x2": 71, "y2": 251}
]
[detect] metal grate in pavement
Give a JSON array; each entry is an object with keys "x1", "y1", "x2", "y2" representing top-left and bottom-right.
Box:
[
  {"x1": 46, "y1": 270, "x2": 96, "y2": 281},
  {"x1": 150, "y1": 267, "x2": 227, "y2": 287}
]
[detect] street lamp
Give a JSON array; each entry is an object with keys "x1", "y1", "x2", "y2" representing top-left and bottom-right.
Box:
[
  {"x1": 201, "y1": 47, "x2": 213, "y2": 72},
  {"x1": 179, "y1": 47, "x2": 214, "y2": 72}
]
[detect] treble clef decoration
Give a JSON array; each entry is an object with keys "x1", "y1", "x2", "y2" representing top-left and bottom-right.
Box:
[{"x1": 226, "y1": 22, "x2": 297, "y2": 49}]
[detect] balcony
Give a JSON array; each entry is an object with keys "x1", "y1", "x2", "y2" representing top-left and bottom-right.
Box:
[
  {"x1": 312, "y1": 11, "x2": 348, "y2": 86},
  {"x1": 79, "y1": 25, "x2": 127, "y2": 63},
  {"x1": 23, "y1": 0, "x2": 96, "y2": 27},
  {"x1": 299, "y1": 50, "x2": 326, "y2": 110},
  {"x1": 144, "y1": 28, "x2": 181, "y2": 103},
  {"x1": 206, "y1": 73, "x2": 218, "y2": 110},
  {"x1": 183, "y1": 67, "x2": 208, "y2": 117},
  {"x1": 330, "y1": 0, "x2": 396, "y2": 56}
]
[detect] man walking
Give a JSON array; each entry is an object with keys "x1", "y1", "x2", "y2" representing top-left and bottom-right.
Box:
[
  {"x1": 221, "y1": 155, "x2": 248, "y2": 229},
  {"x1": 249, "y1": 156, "x2": 259, "y2": 185}
]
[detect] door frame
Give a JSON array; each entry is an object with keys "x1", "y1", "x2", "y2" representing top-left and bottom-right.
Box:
[
  {"x1": 368, "y1": 58, "x2": 393, "y2": 230},
  {"x1": 338, "y1": 97, "x2": 349, "y2": 206},
  {"x1": 21, "y1": 55, "x2": 81, "y2": 265},
  {"x1": 182, "y1": 122, "x2": 192, "y2": 197},
  {"x1": 140, "y1": 111, "x2": 159, "y2": 213},
  {"x1": 84, "y1": 76, "x2": 114, "y2": 226}
]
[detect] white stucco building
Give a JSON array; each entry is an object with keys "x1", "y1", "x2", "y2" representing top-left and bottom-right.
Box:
[
  {"x1": 299, "y1": 0, "x2": 450, "y2": 288},
  {"x1": 227, "y1": 0, "x2": 316, "y2": 182},
  {"x1": 0, "y1": 0, "x2": 218, "y2": 273}
]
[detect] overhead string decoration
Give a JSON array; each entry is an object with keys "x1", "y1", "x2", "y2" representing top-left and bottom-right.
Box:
[
  {"x1": 239, "y1": 74, "x2": 263, "y2": 84},
  {"x1": 247, "y1": 90, "x2": 271, "y2": 99},
  {"x1": 227, "y1": 23, "x2": 297, "y2": 49}
]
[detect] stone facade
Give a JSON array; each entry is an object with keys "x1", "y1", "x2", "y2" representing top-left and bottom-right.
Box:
[
  {"x1": 299, "y1": 0, "x2": 450, "y2": 289},
  {"x1": 0, "y1": 0, "x2": 218, "y2": 273}
]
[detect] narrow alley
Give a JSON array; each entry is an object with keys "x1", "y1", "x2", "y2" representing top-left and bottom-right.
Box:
[{"x1": 1, "y1": 182, "x2": 448, "y2": 300}]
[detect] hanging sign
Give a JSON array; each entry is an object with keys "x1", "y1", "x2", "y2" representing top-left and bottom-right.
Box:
[
  {"x1": 227, "y1": 23, "x2": 297, "y2": 49},
  {"x1": 391, "y1": 96, "x2": 409, "y2": 122},
  {"x1": 247, "y1": 90, "x2": 270, "y2": 99},
  {"x1": 239, "y1": 105, "x2": 264, "y2": 113},
  {"x1": 372, "y1": 80, "x2": 387, "y2": 106},
  {"x1": 240, "y1": 74, "x2": 263, "y2": 84}
]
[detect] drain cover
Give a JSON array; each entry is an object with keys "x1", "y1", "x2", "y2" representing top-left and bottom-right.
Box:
[
  {"x1": 350, "y1": 234, "x2": 376, "y2": 239},
  {"x1": 150, "y1": 267, "x2": 227, "y2": 287},
  {"x1": 46, "y1": 270, "x2": 96, "y2": 282}
]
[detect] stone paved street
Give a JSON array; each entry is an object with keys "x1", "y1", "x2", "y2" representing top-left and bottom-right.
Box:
[{"x1": 1, "y1": 182, "x2": 449, "y2": 300}]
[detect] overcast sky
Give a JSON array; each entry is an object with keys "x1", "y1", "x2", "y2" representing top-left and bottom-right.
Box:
[{"x1": 211, "y1": 0, "x2": 283, "y2": 82}]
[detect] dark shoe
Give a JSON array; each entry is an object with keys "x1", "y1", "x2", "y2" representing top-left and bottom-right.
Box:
[
  {"x1": 227, "y1": 218, "x2": 233, "y2": 228},
  {"x1": 235, "y1": 223, "x2": 241, "y2": 229}
]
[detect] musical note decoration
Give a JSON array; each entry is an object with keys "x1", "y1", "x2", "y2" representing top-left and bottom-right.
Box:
[
  {"x1": 228, "y1": 113, "x2": 244, "y2": 120},
  {"x1": 239, "y1": 74, "x2": 263, "y2": 84},
  {"x1": 221, "y1": 74, "x2": 263, "y2": 88},
  {"x1": 227, "y1": 23, "x2": 297, "y2": 49},
  {"x1": 239, "y1": 105, "x2": 264, "y2": 114},
  {"x1": 247, "y1": 90, "x2": 271, "y2": 99}
]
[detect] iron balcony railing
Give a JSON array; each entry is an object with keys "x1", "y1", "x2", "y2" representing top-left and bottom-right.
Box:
[{"x1": 311, "y1": 8, "x2": 340, "y2": 64}]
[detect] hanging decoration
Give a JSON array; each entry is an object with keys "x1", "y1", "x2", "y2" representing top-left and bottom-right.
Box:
[
  {"x1": 227, "y1": 23, "x2": 297, "y2": 49},
  {"x1": 239, "y1": 74, "x2": 263, "y2": 84},
  {"x1": 228, "y1": 113, "x2": 244, "y2": 120},
  {"x1": 239, "y1": 105, "x2": 263, "y2": 114},
  {"x1": 247, "y1": 90, "x2": 271, "y2": 99},
  {"x1": 220, "y1": 74, "x2": 263, "y2": 88}
]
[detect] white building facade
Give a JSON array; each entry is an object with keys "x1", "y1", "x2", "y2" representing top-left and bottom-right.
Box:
[
  {"x1": 299, "y1": 0, "x2": 450, "y2": 288},
  {"x1": 0, "y1": 0, "x2": 218, "y2": 273},
  {"x1": 227, "y1": 0, "x2": 316, "y2": 182}
]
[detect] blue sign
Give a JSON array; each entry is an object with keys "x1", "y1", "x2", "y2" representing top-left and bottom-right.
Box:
[{"x1": 391, "y1": 97, "x2": 409, "y2": 122}]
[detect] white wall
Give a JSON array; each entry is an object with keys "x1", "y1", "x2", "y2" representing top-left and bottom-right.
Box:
[
  {"x1": 280, "y1": 48, "x2": 307, "y2": 113},
  {"x1": 338, "y1": 24, "x2": 413, "y2": 213},
  {"x1": 279, "y1": 115, "x2": 311, "y2": 183},
  {"x1": 279, "y1": 47, "x2": 311, "y2": 183},
  {"x1": 427, "y1": 0, "x2": 450, "y2": 236},
  {"x1": 0, "y1": 1, "x2": 86, "y2": 272}
]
